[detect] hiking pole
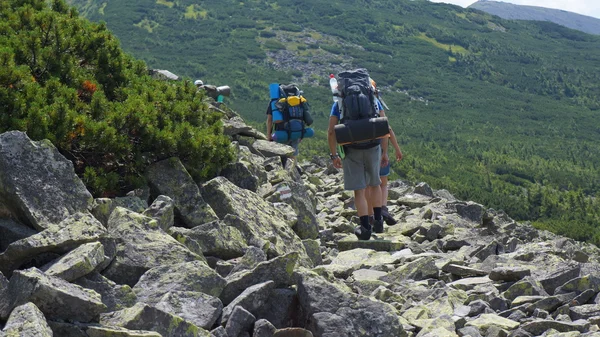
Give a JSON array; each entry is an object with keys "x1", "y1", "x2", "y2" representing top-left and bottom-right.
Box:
[{"x1": 378, "y1": 95, "x2": 390, "y2": 111}]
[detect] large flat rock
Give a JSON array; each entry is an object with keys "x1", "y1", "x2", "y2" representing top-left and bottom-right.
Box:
[
  {"x1": 0, "y1": 212, "x2": 107, "y2": 276},
  {"x1": 5, "y1": 268, "x2": 106, "y2": 322},
  {"x1": 0, "y1": 131, "x2": 93, "y2": 231}
]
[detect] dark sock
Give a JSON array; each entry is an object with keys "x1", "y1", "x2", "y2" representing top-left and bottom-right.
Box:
[
  {"x1": 374, "y1": 207, "x2": 382, "y2": 221},
  {"x1": 360, "y1": 215, "x2": 370, "y2": 229}
]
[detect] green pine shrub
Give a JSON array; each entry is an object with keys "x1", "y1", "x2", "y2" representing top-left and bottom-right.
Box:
[{"x1": 0, "y1": 0, "x2": 234, "y2": 197}]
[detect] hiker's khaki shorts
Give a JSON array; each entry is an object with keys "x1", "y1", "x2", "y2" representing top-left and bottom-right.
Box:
[{"x1": 342, "y1": 145, "x2": 381, "y2": 191}]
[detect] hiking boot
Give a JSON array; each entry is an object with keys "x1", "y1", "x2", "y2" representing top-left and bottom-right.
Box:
[
  {"x1": 373, "y1": 219, "x2": 384, "y2": 234},
  {"x1": 354, "y1": 225, "x2": 372, "y2": 240},
  {"x1": 382, "y1": 206, "x2": 397, "y2": 226}
]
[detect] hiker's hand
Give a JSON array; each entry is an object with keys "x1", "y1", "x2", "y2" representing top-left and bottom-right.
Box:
[
  {"x1": 395, "y1": 150, "x2": 403, "y2": 161},
  {"x1": 332, "y1": 157, "x2": 342, "y2": 169},
  {"x1": 381, "y1": 153, "x2": 389, "y2": 168}
]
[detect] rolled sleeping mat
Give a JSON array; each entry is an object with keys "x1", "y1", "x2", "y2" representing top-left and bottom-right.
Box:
[
  {"x1": 272, "y1": 128, "x2": 315, "y2": 143},
  {"x1": 216, "y1": 86, "x2": 231, "y2": 97},
  {"x1": 271, "y1": 100, "x2": 284, "y2": 123},
  {"x1": 334, "y1": 117, "x2": 389, "y2": 145},
  {"x1": 269, "y1": 83, "x2": 281, "y2": 99}
]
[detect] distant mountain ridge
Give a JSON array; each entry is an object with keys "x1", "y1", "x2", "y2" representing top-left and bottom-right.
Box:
[{"x1": 469, "y1": 0, "x2": 600, "y2": 35}]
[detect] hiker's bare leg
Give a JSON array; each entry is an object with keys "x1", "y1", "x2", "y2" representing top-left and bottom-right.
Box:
[
  {"x1": 368, "y1": 184, "x2": 382, "y2": 209},
  {"x1": 380, "y1": 175, "x2": 389, "y2": 207},
  {"x1": 367, "y1": 188, "x2": 374, "y2": 217},
  {"x1": 354, "y1": 189, "x2": 369, "y2": 217}
]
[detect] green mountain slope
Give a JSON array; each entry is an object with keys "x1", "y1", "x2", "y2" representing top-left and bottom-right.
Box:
[
  {"x1": 65, "y1": 0, "x2": 600, "y2": 242},
  {"x1": 0, "y1": 0, "x2": 233, "y2": 196},
  {"x1": 469, "y1": 0, "x2": 600, "y2": 36}
]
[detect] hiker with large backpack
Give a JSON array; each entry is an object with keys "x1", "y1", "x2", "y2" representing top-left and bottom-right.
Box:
[
  {"x1": 266, "y1": 83, "x2": 314, "y2": 159},
  {"x1": 327, "y1": 69, "x2": 390, "y2": 241}
]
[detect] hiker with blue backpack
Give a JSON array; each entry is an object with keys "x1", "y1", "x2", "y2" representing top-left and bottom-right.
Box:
[
  {"x1": 327, "y1": 69, "x2": 391, "y2": 240},
  {"x1": 266, "y1": 83, "x2": 314, "y2": 160}
]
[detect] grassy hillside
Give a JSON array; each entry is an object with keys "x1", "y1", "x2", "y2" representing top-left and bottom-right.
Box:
[
  {"x1": 65, "y1": 0, "x2": 600, "y2": 243},
  {"x1": 0, "y1": 0, "x2": 234, "y2": 197},
  {"x1": 469, "y1": 0, "x2": 600, "y2": 35}
]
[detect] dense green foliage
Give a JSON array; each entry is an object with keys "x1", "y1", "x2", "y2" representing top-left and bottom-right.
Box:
[
  {"x1": 34, "y1": 0, "x2": 600, "y2": 243},
  {"x1": 0, "y1": 0, "x2": 234, "y2": 196}
]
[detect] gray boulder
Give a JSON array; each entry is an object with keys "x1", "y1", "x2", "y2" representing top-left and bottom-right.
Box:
[
  {"x1": 540, "y1": 264, "x2": 581, "y2": 295},
  {"x1": 2, "y1": 302, "x2": 52, "y2": 337},
  {"x1": 142, "y1": 195, "x2": 175, "y2": 231},
  {"x1": 454, "y1": 202, "x2": 485, "y2": 224},
  {"x1": 226, "y1": 306, "x2": 256, "y2": 337},
  {"x1": 202, "y1": 177, "x2": 310, "y2": 264},
  {"x1": 133, "y1": 260, "x2": 226, "y2": 305},
  {"x1": 222, "y1": 281, "x2": 275, "y2": 324},
  {"x1": 221, "y1": 252, "x2": 299, "y2": 305},
  {"x1": 0, "y1": 218, "x2": 36, "y2": 252},
  {"x1": 74, "y1": 272, "x2": 137, "y2": 311},
  {"x1": 0, "y1": 271, "x2": 7, "y2": 318},
  {"x1": 92, "y1": 196, "x2": 148, "y2": 227},
  {"x1": 414, "y1": 182, "x2": 434, "y2": 197},
  {"x1": 228, "y1": 246, "x2": 268, "y2": 276},
  {"x1": 267, "y1": 181, "x2": 319, "y2": 240},
  {"x1": 47, "y1": 321, "x2": 88, "y2": 337},
  {"x1": 254, "y1": 319, "x2": 277, "y2": 337},
  {"x1": 42, "y1": 241, "x2": 106, "y2": 281},
  {"x1": 220, "y1": 161, "x2": 261, "y2": 192},
  {"x1": 302, "y1": 239, "x2": 322, "y2": 266},
  {"x1": 380, "y1": 256, "x2": 439, "y2": 283},
  {"x1": 0, "y1": 131, "x2": 93, "y2": 231},
  {"x1": 223, "y1": 117, "x2": 253, "y2": 137},
  {"x1": 146, "y1": 157, "x2": 218, "y2": 227},
  {"x1": 210, "y1": 326, "x2": 228, "y2": 337},
  {"x1": 489, "y1": 267, "x2": 531, "y2": 282},
  {"x1": 554, "y1": 274, "x2": 600, "y2": 295},
  {"x1": 221, "y1": 144, "x2": 268, "y2": 193},
  {"x1": 252, "y1": 140, "x2": 295, "y2": 158},
  {"x1": 86, "y1": 326, "x2": 162, "y2": 337},
  {"x1": 169, "y1": 219, "x2": 248, "y2": 260},
  {"x1": 102, "y1": 207, "x2": 205, "y2": 286},
  {"x1": 569, "y1": 304, "x2": 600, "y2": 320},
  {"x1": 5, "y1": 267, "x2": 106, "y2": 322},
  {"x1": 296, "y1": 271, "x2": 406, "y2": 337},
  {"x1": 0, "y1": 212, "x2": 107, "y2": 276},
  {"x1": 100, "y1": 303, "x2": 210, "y2": 337},
  {"x1": 520, "y1": 319, "x2": 588, "y2": 335},
  {"x1": 155, "y1": 291, "x2": 223, "y2": 330},
  {"x1": 502, "y1": 277, "x2": 548, "y2": 302},
  {"x1": 254, "y1": 288, "x2": 299, "y2": 329}
]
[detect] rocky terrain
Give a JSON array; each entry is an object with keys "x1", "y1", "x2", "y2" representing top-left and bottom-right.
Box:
[{"x1": 2, "y1": 107, "x2": 600, "y2": 337}]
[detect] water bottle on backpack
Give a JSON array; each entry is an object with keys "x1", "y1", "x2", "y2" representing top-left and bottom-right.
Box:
[{"x1": 329, "y1": 74, "x2": 340, "y2": 103}]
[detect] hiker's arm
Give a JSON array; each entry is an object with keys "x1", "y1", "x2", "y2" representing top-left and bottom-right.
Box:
[
  {"x1": 388, "y1": 127, "x2": 403, "y2": 161},
  {"x1": 379, "y1": 109, "x2": 402, "y2": 161},
  {"x1": 327, "y1": 115, "x2": 342, "y2": 169},
  {"x1": 266, "y1": 114, "x2": 273, "y2": 141},
  {"x1": 378, "y1": 109, "x2": 389, "y2": 166}
]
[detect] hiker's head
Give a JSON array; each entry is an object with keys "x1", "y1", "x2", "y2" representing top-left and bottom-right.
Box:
[
  {"x1": 370, "y1": 78, "x2": 377, "y2": 90},
  {"x1": 194, "y1": 79, "x2": 204, "y2": 87}
]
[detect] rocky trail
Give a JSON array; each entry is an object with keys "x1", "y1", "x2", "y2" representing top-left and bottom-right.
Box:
[{"x1": 1, "y1": 109, "x2": 600, "y2": 337}]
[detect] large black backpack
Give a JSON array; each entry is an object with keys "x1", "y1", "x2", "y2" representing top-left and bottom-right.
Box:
[
  {"x1": 337, "y1": 69, "x2": 383, "y2": 149},
  {"x1": 338, "y1": 69, "x2": 379, "y2": 122}
]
